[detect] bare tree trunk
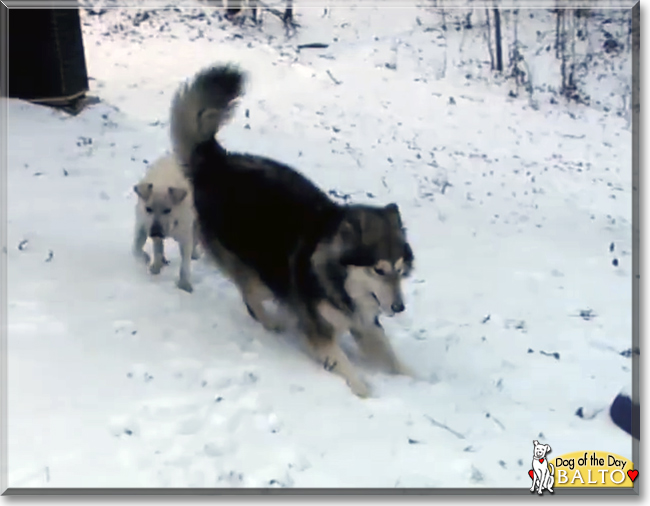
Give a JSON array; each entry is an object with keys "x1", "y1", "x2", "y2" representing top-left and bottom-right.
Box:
[
  {"x1": 485, "y1": 8, "x2": 495, "y2": 70},
  {"x1": 250, "y1": 0, "x2": 259, "y2": 24},
  {"x1": 283, "y1": 0, "x2": 293, "y2": 24},
  {"x1": 282, "y1": 0, "x2": 296, "y2": 36},
  {"x1": 555, "y1": 8, "x2": 562, "y2": 59},
  {"x1": 226, "y1": 0, "x2": 243, "y2": 19},
  {"x1": 512, "y1": 8, "x2": 519, "y2": 93},
  {"x1": 559, "y1": 9, "x2": 565, "y2": 89},
  {"x1": 464, "y1": 12, "x2": 472, "y2": 29},
  {"x1": 493, "y1": 8, "x2": 503, "y2": 72},
  {"x1": 569, "y1": 9, "x2": 577, "y2": 94}
]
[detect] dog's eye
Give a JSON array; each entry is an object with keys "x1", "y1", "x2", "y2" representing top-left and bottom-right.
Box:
[
  {"x1": 162, "y1": 209, "x2": 171, "y2": 215},
  {"x1": 374, "y1": 267, "x2": 386, "y2": 276},
  {"x1": 145, "y1": 207, "x2": 153, "y2": 214}
]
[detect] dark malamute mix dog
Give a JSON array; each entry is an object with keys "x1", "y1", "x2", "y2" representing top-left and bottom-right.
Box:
[{"x1": 170, "y1": 65, "x2": 415, "y2": 397}]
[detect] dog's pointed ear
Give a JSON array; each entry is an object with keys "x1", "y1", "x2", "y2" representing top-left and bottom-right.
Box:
[
  {"x1": 546, "y1": 445, "x2": 552, "y2": 453},
  {"x1": 384, "y1": 203, "x2": 403, "y2": 228},
  {"x1": 533, "y1": 440, "x2": 539, "y2": 446},
  {"x1": 338, "y1": 214, "x2": 362, "y2": 246},
  {"x1": 134, "y1": 183, "x2": 153, "y2": 200},
  {"x1": 168, "y1": 187, "x2": 188, "y2": 205}
]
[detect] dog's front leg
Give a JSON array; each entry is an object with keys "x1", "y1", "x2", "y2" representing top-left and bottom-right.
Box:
[
  {"x1": 149, "y1": 237, "x2": 165, "y2": 275},
  {"x1": 309, "y1": 336, "x2": 370, "y2": 398},
  {"x1": 537, "y1": 470, "x2": 547, "y2": 495},
  {"x1": 305, "y1": 304, "x2": 369, "y2": 398},
  {"x1": 133, "y1": 224, "x2": 150, "y2": 264},
  {"x1": 191, "y1": 220, "x2": 201, "y2": 260},
  {"x1": 176, "y1": 238, "x2": 194, "y2": 293},
  {"x1": 351, "y1": 315, "x2": 412, "y2": 376},
  {"x1": 530, "y1": 470, "x2": 540, "y2": 492}
]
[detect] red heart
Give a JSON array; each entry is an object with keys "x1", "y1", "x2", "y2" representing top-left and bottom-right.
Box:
[
  {"x1": 628, "y1": 470, "x2": 638, "y2": 482},
  {"x1": 529, "y1": 470, "x2": 534, "y2": 480},
  {"x1": 539, "y1": 459, "x2": 544, "y2": 463}
]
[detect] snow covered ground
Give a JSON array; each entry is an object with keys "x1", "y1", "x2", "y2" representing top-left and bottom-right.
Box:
[{"x1": 6, "y1": 0, "x2": 635, "y2": 490}]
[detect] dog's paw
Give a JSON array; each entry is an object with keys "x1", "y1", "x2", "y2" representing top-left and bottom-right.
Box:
[
  {"x1": 263, "y1": 323, "x2": 286, "y2": 333},
  {"x1": 348, "y1": 377, "x2": 371, "y2": 398},
  {"x1": 391, "y1": 360, "x2": 417, "y2": 378},
  {"x1": 149, "y1": 262, "x2": 163, "y2": 275},
  {"x1": 162, "y1": 257, "x2": 171, "y2": 266},
  {"x1": 262, "y1": 317, "x2": 287, "y2": 333},
  {"x1": 134, "y1": 250, "x2": 151, "y2": 265},
  {"x1": 177, "y1": 278, "x2": 193, "y2": 293}
]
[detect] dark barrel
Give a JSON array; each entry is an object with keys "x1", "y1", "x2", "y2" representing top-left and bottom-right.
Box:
[{"x1": 8, "y1": 9, "x2": 88, "y2": 105}]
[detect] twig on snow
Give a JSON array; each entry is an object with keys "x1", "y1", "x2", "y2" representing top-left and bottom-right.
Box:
[
  {"x1": 326, "y1": 70, "x2": 341, "y2": 85},
  {"x1": 424, "y1": 415, "x2": 466, "y2": 439}
]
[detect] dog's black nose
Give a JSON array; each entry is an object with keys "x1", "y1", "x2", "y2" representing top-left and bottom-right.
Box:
[
  {"x1": 149, "y1": 223, "x2": 164, "y2": 238},
  {"x1": 391, "y1": 302, "x2": 405, "y2": 313}
]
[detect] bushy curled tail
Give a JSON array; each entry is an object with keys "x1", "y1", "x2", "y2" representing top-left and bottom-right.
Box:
[{"x1": 170, "y1": 64, "x2": 245, "y2": 174}]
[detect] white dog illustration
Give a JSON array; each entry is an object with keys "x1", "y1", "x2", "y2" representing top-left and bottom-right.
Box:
[{"x1": 530, "y1": 440, "x2": 554, "y2": 495}]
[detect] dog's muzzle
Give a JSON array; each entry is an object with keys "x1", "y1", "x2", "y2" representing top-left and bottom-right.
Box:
[{"x1": 149, "y1": 223, "x2": 164, "y2": 238}]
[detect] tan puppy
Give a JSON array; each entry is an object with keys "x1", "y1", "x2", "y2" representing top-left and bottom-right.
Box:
[{"x1": 132, "y1": 154, "x2": 200, "y2": 292}]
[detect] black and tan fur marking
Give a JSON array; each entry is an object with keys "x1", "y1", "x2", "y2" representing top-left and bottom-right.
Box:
[{"x1": 170, "y1": 65, "x2": 415, "y2": 397}]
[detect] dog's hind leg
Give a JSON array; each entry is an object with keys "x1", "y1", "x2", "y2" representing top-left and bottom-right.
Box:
[
  {"x1": 203, "y1": 237, "x2": 285, "y2": 330},
  {"x1": 133, "y1": 224, "x2": 150, "y2": 264},
  {"x1": 149, "y1": 237, "x2": 166, "y2": 274},
  {"x1": 351, "y1": 316, "x2": 412, "y2": 376},
  {"x1": 241, "y1": 276, "x2": 286, "y2": 332},
  {"x1": 546, "y1": 464, "x2": 555, "y2": 493}
]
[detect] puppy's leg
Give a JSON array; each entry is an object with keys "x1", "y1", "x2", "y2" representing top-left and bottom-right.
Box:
[
  {"x1": 547, "y1": 470, "x2": 554, "y2": 493},
  {"x1": 176, "y1": 237, "x2": 194, "y2": 293},
  {"x1": 351, "y1": 316, "x2": 412, "y2": 376},
  {"x1": 191, "y1": 220, "x2": 201, "y2": 260},
  {"x1": 149, "y1": 237, "x2": 165, "y2": 274},
  {"x1": 132, "y1": 224, "x2": 150, "y2": 264}
]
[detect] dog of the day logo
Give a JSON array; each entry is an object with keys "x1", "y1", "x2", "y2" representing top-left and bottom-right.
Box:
[
  {"x1": 528, "y1": 440, "x2": 637, "y2": 492},
  {"x1": 553, "y1": 450, "x2": 637, "y2": 488}
]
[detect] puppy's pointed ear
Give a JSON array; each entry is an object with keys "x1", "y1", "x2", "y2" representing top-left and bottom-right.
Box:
[
  {"x1": 533, "y1": 440, "x2": 539, "y2": 446},
  {"x1": 134, "y1": 183, "x2": 153, "y2": 200},
  {"x1": 168, "y1": 187, "x2": 188, "y2": 205}
]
